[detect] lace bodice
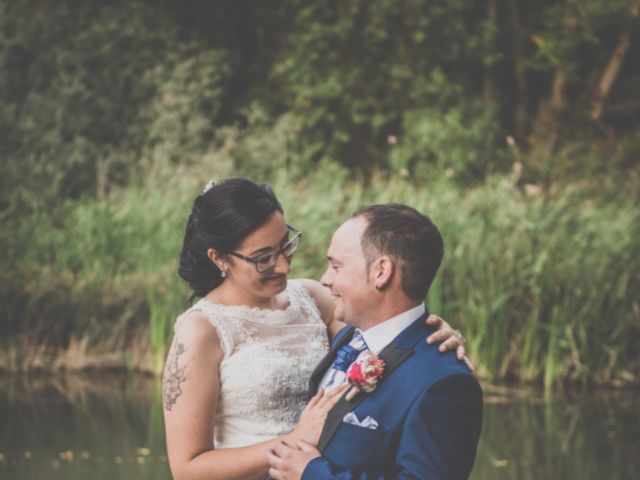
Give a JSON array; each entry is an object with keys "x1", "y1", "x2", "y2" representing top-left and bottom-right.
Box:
[{"x1": 175, "y1": 280, "x2": 329, "y2": 448}]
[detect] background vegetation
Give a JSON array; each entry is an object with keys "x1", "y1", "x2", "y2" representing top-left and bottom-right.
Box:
[{"x1": 1, "y1": 0, "x2": 639, "y2": 390}]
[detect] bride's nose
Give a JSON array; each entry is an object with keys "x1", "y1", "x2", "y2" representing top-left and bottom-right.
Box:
[{"x1": 272, "y1": 252, "x2": 291, "y2": 274}]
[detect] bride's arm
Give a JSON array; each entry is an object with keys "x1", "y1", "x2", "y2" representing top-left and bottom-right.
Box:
[
  {"x1": 296, "y1": 278, "x2": 344, "y2": 339},
  {"x1": 164, "y1": 312, "x2": 285, "y2": 480},
  {"x1": 163, "y1": 311, "x2": 345, "y2": 480}
]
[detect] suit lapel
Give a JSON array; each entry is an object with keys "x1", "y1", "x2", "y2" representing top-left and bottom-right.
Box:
[
  {"x1": 308, "y1": 326, "x2": 356, "y2": 398},
  {"x1": 316, "y1": 339, "x2": 415, "y2": 452}
]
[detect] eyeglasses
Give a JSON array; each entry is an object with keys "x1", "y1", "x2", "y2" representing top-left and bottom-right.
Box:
[{"x1": 228, "y1": 225, "x2": 302, "y2": 273}]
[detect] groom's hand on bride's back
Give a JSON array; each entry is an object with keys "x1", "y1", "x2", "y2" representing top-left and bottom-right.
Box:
[{"x1": 425, "y1": 314, "x2": 475, "y2": 372}]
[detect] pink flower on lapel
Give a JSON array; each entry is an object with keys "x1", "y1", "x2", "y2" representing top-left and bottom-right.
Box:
[{"x1": 345, "y1": 351, "x2": 385, "y2": 401}]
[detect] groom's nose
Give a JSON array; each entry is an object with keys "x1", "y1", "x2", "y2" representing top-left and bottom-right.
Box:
[{"x1": 320, "y1": 268, "x2": 332, "y2": 288}]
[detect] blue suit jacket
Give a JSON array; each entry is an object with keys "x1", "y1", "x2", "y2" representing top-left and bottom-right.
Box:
[{"x1": 304, "y1": 313, "x2": 482, "y2": 479}]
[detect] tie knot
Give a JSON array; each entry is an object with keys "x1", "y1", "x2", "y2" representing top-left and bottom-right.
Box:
[
  {"x1": 350, "y1": 329, "x2": 366, "y2": 349},
  {"x1": 331, "y1": 329, "x2": 368, "y2": 372}
]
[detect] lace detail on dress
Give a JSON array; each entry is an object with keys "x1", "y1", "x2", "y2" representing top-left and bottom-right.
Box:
[{"x1": 175, "y1": 280, "x2": 329, "y2": 448}]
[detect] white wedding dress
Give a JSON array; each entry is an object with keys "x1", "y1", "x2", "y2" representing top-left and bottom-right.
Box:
[{"x1": 175, "y1": 280, "x2": 329, "y2": 448}]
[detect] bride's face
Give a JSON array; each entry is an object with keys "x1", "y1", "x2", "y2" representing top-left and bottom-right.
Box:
[{"x1": 223, "y1": 211, "x2": 293, "y2": 303}]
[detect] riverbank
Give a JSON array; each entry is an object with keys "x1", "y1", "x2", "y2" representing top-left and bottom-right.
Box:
[{"x1": 1, "y1": 171, "x2": 639, "y2": 388}]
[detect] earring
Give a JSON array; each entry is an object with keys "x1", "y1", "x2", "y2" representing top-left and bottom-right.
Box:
[{"x1": 220, "y1": 270, "x2": 227, "y2": 278}]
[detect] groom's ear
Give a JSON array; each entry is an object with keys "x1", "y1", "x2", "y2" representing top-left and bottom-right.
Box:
[{"x1": 372, "y1": 256, "x2": 395, "y2": 291}]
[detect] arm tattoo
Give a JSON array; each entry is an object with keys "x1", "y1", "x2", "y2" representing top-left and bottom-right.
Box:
[{"x1": 163, "y1": 342, "x2": 188, "y2": 411}]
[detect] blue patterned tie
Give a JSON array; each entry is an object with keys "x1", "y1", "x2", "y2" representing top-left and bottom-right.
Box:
[{"x1": 332, "y1": 329, "x2": 367, "y2": 372}]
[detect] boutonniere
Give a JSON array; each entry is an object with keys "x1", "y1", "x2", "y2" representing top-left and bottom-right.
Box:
[{"x1": 345, "y1": 351, "x2": 385, "y2": 401}]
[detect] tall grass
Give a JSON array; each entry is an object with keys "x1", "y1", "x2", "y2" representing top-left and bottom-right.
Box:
[{"x1": 1, "y1": 170, "x2": 638, "y2": 390}]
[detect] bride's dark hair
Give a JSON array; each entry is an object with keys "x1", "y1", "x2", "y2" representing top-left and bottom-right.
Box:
[{"x1": 178, "y1": 178, "x2": 283, "y2": 299}]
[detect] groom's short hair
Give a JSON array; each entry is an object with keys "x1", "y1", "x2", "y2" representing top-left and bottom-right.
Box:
[{"x1": 352, "y1": 203, "x2": 443, "y2": 301}]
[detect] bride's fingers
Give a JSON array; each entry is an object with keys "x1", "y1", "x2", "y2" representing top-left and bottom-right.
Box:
[
  {"x1": 425, "y1": 314, "x2": 443, "y2": 327},
  {"x1": 331, "y1": 383, "x2": 349, "y2": 399},
  {"x1": 317, "y1": 384, "x2": 348, "y2": 410},
  {"x1": 427, "y1": 328, "x2": 455, "y2": 345},
  {"x1": 463, "y1": 355, "x2": 475, "y2": 372},
  {"x1": 438, "y1": 335, "x2": 461, "y2": 352},
  {"x1": 306, "y1": 388, "x2": 325, "y2": 409},
  {"x1": 426, "y1": 314, "x2": 453, "y2": 332},
  {"x1": 329, "y1": 383, "x2": 349, "y2": 398}
]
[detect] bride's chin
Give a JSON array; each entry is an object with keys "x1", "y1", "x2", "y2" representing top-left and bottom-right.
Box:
[{"x1": 262, "y1": 276, "x2": 287, "y2": 291}]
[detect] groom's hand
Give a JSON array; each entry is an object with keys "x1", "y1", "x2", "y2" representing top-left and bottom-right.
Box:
[{"x1": 267, "y1": 439, "x2": 321, "y2": 480}]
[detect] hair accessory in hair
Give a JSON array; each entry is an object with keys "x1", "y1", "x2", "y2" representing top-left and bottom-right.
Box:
[{"x1": 203, "y1": 179, "x2": 222, "y2": 194}]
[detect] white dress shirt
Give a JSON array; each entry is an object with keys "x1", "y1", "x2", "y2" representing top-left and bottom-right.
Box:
[{"x1": 318, "y1": 303, "x2": 426, "y2": 391}]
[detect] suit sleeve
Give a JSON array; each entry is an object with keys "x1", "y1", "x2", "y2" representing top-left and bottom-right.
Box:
[{"x1": 301, "y1": 374, "x2": 483, "y2": 480}]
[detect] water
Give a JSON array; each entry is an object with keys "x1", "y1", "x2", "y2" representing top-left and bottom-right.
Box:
[
  {"x1": 473, "y1": 385, "x2": 640, "y2": 479},
  {"x1": 1, "y1": 375, "x2": 638, "y2": 480},
  {"x1": 0, "y1": 374, "x2": 169, "y2": 480}
]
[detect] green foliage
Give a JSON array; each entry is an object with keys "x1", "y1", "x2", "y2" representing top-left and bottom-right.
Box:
[
  {"x1": 2, "y1": 170, "x2": 639, "y2": 390},
  {"x1": 531, "y1": 0, "x2": 637, "y2": 73},
  {"x1": 1, "y1": 0, "x2": 639, "y2": 388},
  {"x1": 141, "y1": 49, "x2": 232, "y2": 169},
  {"x1": 389, "y1": 101, "x2": 503, "y2": 183},
  {"x1": 522, "y1": 120, "x2": 640, "y2": 185},
  {"x1": 205, "y1": 107, "x2": 305, "y2": 181},
  {"x1": 2, "y1": 0, "x2": 639, "y2": 211},
  {"x1": 0, "y1": 1, "x2": 173, "y2": 205},
  {"x1": 0, "y1": 0, "x2": 235, "y2": 211},
  {"x1": 431, "y1": 179, "x2": 640, "y2": 386},
  {"x1": 273, "y1": 0, "x2": 493, "y2": 174},
  {"x1": 0, "y1": 178, "x2": 193, "y2": 368}
]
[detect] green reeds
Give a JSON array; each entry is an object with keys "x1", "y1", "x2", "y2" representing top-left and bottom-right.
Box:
[{"x1": 2, "y1": 171, "x2": 639, "y2": 390}]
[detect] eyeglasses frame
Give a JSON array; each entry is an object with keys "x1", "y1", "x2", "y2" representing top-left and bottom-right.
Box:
[{"x1": 227, "y1": 224, "x2": 302, "y2": 273}]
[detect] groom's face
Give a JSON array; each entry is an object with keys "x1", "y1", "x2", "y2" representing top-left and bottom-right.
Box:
[{"x1": 321, "y1": 217, "x2": 374, "y2": 327}]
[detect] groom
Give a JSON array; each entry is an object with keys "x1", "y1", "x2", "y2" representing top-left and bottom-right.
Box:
[{"x1": 268, "y1": 203, "x2": 482, "y2": 479}]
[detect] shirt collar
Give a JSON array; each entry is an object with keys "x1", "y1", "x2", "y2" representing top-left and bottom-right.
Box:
[{"x1": 360, "y1": 303, "x2": 426, "y2": 354}]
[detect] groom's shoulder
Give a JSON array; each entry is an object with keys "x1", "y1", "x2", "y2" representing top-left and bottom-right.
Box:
[
  {"x1": 399, "y1": 348, "x2": 481, "y2": 411},
  {"x1": 399, "y1": 321, "x2": 478, "y2": 393},
  {"x1": 415, "y1": 342, "x2": 475, "y2": 381}
]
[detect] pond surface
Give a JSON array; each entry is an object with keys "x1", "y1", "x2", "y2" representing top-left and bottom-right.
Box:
[{"x1": 0, "y1": 374, "x2": 638, "y2": 479}]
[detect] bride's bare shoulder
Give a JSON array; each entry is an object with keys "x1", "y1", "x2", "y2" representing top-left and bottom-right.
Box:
[{"x1": 172, "y1": 309, "x2": 223, "y2": 358}]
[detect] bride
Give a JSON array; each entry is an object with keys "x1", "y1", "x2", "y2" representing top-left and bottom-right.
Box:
[{"x1": 163, "y1": 178, "x2": 468, "y2": 480}]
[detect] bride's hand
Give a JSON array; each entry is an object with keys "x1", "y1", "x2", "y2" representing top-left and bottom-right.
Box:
[
  {"x1": 425, "y1": 314, "x2": 475, "y2": 371},
  {"x1": 288, "y1": 383, "x2": 349, "y2": 446}
]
